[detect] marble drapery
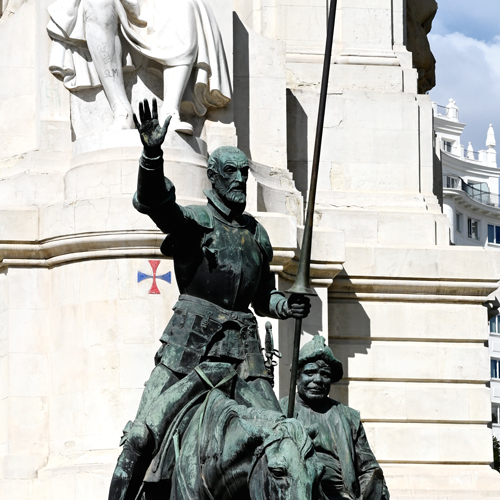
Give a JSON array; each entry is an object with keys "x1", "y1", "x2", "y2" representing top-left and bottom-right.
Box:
[{"x1": 47, "y1": 0, "x2": 231, "y2": 117}]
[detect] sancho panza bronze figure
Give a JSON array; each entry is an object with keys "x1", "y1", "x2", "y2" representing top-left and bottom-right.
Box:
[
  {"x1": 280, "y1": 336, "x2": 390, "y2": 500},
  {"x1": 108, "y1": 99, "x2": 310, "y2": 500}
]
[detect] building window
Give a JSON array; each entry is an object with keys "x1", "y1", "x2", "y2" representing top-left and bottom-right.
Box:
[
  {"x1": 446, "y1": 175, "x2": 459, "y2": 189},
  {"x1": 488, "y1": 224, "x2": 500, "y2": 244},
  {"x1": 468, "y1": 218, "x2": 479, "y2": 240},
  {"x1": 491, "y1": 316, "x2": 500, "y2": 333},
  {"x1": 492, "y1": 359, "x2": 500, "y2": 379},
  {"x1": 444, "y1": 140, "x2": 453, "y2": 152},
  {"x1": 456, "y1": 213, "x2": 462, "y2": 233},
  {"x1": 493, "y1": 403, "x2": 500, "y2": 424}
]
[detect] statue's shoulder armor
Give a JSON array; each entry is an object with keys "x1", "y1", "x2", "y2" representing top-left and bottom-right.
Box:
[
  {"x1": 182, "y1": 204, "x2": 214, "y2": 230},
  {"x1": 243, "y1": 213, "x2": 273, "y2": 263},
  {"x1": 160, "y1": 205, "x2": 214, "y2": 257}
]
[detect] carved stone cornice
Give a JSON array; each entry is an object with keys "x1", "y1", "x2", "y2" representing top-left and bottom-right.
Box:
[
  {"x1": 281, "y1": 261, "x2": 344, "y2": 287},
  {"x1": 0, "y1": 231, "x2": 298, "y2": 271},
  {"x1": 329, "y1": 276, "x2": 499, "y2": 304},
  {"x1": 0, "y1": 231, "x2": 165, "y2": 268}
]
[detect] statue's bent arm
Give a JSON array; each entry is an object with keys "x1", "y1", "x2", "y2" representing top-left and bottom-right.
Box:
[
  {"x1": 133, "y1": 151, "x2": 198, "y2": 237},
  {"x1": 252, "y1": 264, "x2": 289, "y2": 320}
]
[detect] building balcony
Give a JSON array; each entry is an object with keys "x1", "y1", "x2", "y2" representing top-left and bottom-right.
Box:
[
  {"x1": 433, "y1": 100, "x2": 459, "y2": 122},
  {"x1": 444, "y1": 174, "x2": 500, "y2": 209}
]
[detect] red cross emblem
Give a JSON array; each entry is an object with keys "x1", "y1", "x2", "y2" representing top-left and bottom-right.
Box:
[{"x1": 137, "y1": 260, "x2": 171, "y2": 294}]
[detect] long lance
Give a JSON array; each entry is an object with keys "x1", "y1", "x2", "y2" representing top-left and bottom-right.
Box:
[{"x1": 287, "y1": 0, "x2": 338, "y2": 418}]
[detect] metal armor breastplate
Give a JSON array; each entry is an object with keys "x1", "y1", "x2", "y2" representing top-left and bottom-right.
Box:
[{"x1": 179, "y1": 215, "x2": 263, "y2": 311}]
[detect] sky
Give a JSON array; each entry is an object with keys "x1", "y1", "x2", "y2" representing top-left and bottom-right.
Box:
[{"x1": 429, "y1": 0, "x2": 500, "y2": 152}]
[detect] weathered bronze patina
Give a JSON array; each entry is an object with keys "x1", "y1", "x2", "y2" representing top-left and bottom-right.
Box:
[
  {"x1": 280, "y1": 336, "x2": 390, "y2": 500},
  {"x1": 145, "y1": 387, "x2": 325, "y2": 499},
  {"x1": 108, "y1": 98, "x2": 311, "y2": 500}
]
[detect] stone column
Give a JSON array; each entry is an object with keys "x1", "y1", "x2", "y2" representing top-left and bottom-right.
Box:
[{"x1": 256, "y1": 0, "x2": 500, "y2": 497}]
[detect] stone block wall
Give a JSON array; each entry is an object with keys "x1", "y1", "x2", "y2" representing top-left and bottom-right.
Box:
[{"x1": 1, "y1": 1, "x2": 500, "y2": 499}]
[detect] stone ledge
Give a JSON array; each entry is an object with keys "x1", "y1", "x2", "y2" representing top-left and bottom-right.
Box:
[
  {"x1": 0, "y1": 231, "x2": 166, "y2": 268},
  {"x1": 0, "y1": 213, "x2": 302, "y2": 270},
  {"x1": 329, "y1": 276, "x2": 498, "y2": 304},
  {"x1": 343, "y1": 245, "x2": 500, "y2": 281}
]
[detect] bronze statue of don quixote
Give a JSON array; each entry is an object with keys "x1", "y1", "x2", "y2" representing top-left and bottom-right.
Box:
[{"x1": 107, "y1": 2, "x2": 389, "y2": 499}]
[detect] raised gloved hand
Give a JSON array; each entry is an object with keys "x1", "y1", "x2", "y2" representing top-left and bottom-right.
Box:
[{"x1": 133, "y1": 98, "x2": 171, "y2": 157}]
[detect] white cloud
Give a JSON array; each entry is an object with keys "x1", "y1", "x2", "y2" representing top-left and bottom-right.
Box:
[{"x1": 429, "y1": 32, "x2": 500, "y2": 153}]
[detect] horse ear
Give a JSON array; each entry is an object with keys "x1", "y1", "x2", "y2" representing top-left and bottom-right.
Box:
[
  {"x1": 305, "y1": 424, "x2": 319, "y2": 440},
  {"x1": 240, "y1": 420, "x2": 271, "y2": 444}
]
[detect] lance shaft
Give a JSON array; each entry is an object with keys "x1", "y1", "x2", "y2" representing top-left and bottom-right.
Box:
[{"x1": 287, "y1": 0, "x2": 338, "y2": 418}]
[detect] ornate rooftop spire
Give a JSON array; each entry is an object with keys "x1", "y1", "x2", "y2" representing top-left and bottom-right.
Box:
[
  {"x1": 486, "y1": 124, "x2": 496, "y2": 149},
  {"x1": 467, "y1": 142, "x2": 474, "y2": 159}
]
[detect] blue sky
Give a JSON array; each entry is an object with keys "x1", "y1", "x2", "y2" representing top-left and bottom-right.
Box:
[{"x1": 429, "y1": 0, "x2": 500, "y2": 152}]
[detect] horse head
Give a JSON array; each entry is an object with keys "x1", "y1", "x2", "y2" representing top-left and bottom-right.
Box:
[
  {"x1": 246, "y1": 418, "x2": 325, "y2": 500},
  {"x1": 169, "y1": 390, "x2": 324, "y2": 500}
]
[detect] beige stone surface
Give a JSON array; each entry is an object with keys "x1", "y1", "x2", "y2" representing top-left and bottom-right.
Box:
[
  {"x1": 384, "y1": 464, "x2": 500, "y2": 499},
  {"x1": 330, "y1": 301, "x2": 489, "y2": 341},
  {"x1": 233, "y1": 22, "x2": 288, "y2": 169},
  {"x1": 365, "y1": 422, "x2": 491, "y2": 463},
  {"x1": 1, "y1": 1, "x2": 500, "y2": 499},
  {"x1": 331, "y1": 381, "x2": 491, "y2": 423},
  {"x1": 332, "y1": 339, "x2": 488, "y2": 382},
  {"x1": 0, "y1": 1, "x2": 36, "y2": 159}
]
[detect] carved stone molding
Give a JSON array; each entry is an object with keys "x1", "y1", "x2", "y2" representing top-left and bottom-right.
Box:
[{"x1": 329, "y1": 276, "x2": 498, "y2": 304}]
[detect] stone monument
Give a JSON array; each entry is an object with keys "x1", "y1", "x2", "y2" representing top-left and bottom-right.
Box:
[{"x1": 1, "y1": 1, "x2": 500, "y2": 499}]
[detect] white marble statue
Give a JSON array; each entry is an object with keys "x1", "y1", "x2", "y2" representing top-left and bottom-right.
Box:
[
  {"x1": 47, "y1": 0, "x2": 231, "y2": 134},
  {"x1": 1, "y1": 0, "x2": 27, "y2": 18}
]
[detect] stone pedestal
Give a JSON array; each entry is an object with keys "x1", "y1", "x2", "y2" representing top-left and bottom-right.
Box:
[{"x1": 2, "y1": 1, "x2": 500, "y2": 499}]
